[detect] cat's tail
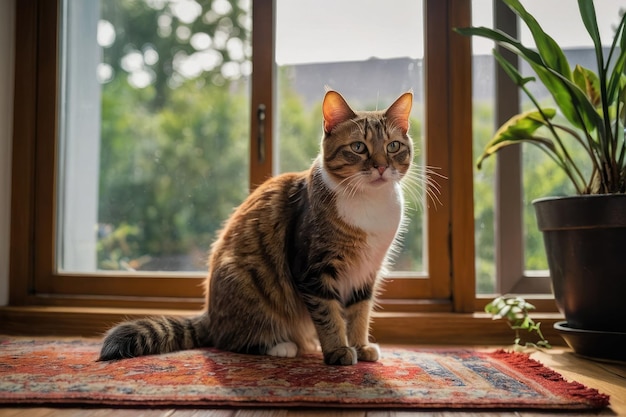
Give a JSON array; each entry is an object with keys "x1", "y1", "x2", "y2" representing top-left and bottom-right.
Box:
[{"x1": 98, "y1": 314, "x2": 211, "y2": 361}]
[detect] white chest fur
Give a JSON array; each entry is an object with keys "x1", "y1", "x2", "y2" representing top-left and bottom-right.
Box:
[
  {"x1": 335, "y1": 182, "x2": 403, "y2": 239},
  {"x1": 334, "y1": 182, "x2": 404, "y2": 301},
  {"x1": 318, "y1": 161, "x2": 404, "y2": 240}
]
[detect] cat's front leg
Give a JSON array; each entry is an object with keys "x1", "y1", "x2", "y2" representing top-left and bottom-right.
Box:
[
  {"x1": 345, "y1": 295, "x2": 380, "y2": 362},
  {"x1": 304, "y1": 296, "x2": 357, "y2": 365}
]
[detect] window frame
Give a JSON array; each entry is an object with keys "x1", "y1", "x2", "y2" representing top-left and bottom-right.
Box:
[
  {"x1": 491, "y1": 1, "x2": 552, "y2": 295},
  {"x1": 7, "y1": 0, "x2": 475, "y2": 318}
]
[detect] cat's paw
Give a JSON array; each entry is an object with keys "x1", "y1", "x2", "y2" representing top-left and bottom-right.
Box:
[
  {"x1": 356, "y1": 343, "x2": 380, "y2": 362},
  {"x1": 267, "y1": 342, "x2": 298, "y2": 358},
  {"x1": 324, "y1": 346, "x2": 358, "y2": 366}
]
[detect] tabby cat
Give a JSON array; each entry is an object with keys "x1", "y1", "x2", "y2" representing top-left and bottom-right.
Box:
[{"x1": 99, "y1": 90, "x2": 414, "y2": 366}]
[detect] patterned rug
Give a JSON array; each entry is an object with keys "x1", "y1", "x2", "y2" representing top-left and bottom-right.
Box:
[{"x1": 0, "y1": 337, "x2": 610, "y2": 410}]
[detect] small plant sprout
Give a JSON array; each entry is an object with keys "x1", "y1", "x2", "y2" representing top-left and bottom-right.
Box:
[{"x1": 485, "y1": 296, "x2": 551, "y2": 350}]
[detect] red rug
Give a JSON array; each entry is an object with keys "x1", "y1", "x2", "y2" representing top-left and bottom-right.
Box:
[{"x1": 0, "y1": 337, "x2": 609, "y2": 410}]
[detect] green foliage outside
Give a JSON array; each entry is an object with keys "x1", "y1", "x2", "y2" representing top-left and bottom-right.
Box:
[
  {"x1": 473, "y1": 101, "x2": 497, "y2": 293},
  {"x1": 98, "y1": 77, "x2": 249, "y2": 270},
  {"x1": 97, "y1": 0, "x2": 251, "y2": 270}
]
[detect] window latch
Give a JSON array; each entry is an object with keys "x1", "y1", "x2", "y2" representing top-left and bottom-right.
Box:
[{"x1": 257, "y1": 104, "x2": 266, "y2": 163}]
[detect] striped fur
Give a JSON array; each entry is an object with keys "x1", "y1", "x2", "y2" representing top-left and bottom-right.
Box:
[{"x1": 99, "y1": 91, "x2": 414, "y2": 365}]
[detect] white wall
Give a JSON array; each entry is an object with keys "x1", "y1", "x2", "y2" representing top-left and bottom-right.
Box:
[{"x1": 0, "y1": 0, "x2": 16, "y2": 306}]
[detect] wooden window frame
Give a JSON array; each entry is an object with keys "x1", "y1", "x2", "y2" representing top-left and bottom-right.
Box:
[
  {"x1": 492, "y1": 1, "x2": 552, "y2": 296},
  {"x1": 7, "y1": 0, "x2": 569, "y2": 346}
]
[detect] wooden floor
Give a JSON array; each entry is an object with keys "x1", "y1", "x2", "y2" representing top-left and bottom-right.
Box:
[{"x1": 1, "y1": 348, "x2": 625, "y2": 417}]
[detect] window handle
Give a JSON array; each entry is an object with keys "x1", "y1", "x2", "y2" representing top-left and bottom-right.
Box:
[{"x1": 257, "y1": 104, "x2": 266, "y2": 163}]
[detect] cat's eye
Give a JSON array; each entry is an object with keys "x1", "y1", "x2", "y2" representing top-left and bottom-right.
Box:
[
  {"x1": 387, "y1": 141, "x2": 401, "y2": 153},
  {"x1": 350, "y1": 141, "x2": 368, "y2": 154}
]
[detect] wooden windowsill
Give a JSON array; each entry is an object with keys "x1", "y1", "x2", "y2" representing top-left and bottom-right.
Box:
[{"x1": 0, "y1": 305, "x2": 567, "y2": 346}]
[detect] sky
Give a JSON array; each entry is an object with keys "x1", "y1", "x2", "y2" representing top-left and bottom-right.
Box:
[
  {"x1": 276, "y1": 0, "x2": 625, "y2": 65},
  {"x1": 96, "y1": 0, "x2": 625, "y2": 85},
  {"x1": 276, "y1": 0, "x2": 423, "y2": 65}
]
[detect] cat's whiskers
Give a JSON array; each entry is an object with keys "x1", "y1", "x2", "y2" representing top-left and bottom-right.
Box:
[
  {"x1": 400, "y1": 179, "x2": 424, "y2": 212},
  {"x1": 421, "y1": 168, "x2": 444, "y2": 208},
  {"x1": 340, "y1": 174, "x2": 367, "y2": 200},
  {"x1": 318, "y1": 170, "x2": 362, "y2": 206},
  {"x1": 401, "y1": 165, "x2": 445, "y2": 210},
  {"x1": 333, "y1": 171, "x2": 367, "y2": 199},
  {"x1": 344, "y1": 170, "x2": 399, "y2": 199}
]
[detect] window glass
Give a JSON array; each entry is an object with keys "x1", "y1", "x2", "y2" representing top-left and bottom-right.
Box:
[
  {"x1": 520, "y1": 1, "x2": 625, "y2": 271},
  {"x1": 275, "y1": 0, "x2": 427, "y2": 273},
  {"x1": 472, "y1": 0, "x2": 496, "y2": 293},
  {"x1": 57, "y1": 0, "x2": 251, "y2": 272}
]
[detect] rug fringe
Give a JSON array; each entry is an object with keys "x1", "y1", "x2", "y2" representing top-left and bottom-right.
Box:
[{"x1": 489, "y1": 349, "x2": 610, "y2": 408}]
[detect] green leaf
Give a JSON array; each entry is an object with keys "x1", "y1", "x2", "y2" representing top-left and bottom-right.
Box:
[
  {"x1": 477, "y1": 109, "x2": 557, "y2": 169},
  {"x1": 577, "y1": 0, "x2": 604, "y2": 74},
  {"x1": 498, "y1": 305, "x2": 512, "y2": 319},
  {"x1": 537, "y1": 340, "x2": 552, "y2": 349},
  {"x1": 606, "y1": 12, "x2": 626, "y2": 104},
  {"x1": 531, "y1": 63, "x2": 603, "y2": 132},
  {"x1": 454, "y1": 26, "x2": 543, "y2": 64},
  {"x1": 484, "y1": 296, "x2": 551, "y2": 350},
  {"x1": 573, "y1": 65, "x2": 602, "y2": 107},
  {"x1": 504, "y1": 0, "x2": 571, "y2": 78},
  {"x1": 493, "y1": 49, "x2": 535, "y2": 86},
  {"x1": 620, "y1": 76, "x2": 626, "y2": 122},
  {"x1": 456, "y1": 26, "x2": 599, "y2": 132},
  {"x1": 521, "y1": 315, "x2": 532, "y2": 329}
]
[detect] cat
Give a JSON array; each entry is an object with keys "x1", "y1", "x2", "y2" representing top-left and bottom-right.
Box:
[{"x1": 99, "y1": 90, "x2": 414, "y2": 366}]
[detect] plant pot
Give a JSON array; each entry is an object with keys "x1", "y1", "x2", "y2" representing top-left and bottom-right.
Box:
[{"x1": 533, "y1": 194, "x2": 626, "y2": 334}]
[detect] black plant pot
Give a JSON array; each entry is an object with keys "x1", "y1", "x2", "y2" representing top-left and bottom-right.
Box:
[
  {"x1": 534, "y1": 195, "x2": 626, "y2": 361},
  {"x1": 534, "y1": 194, "x2": 626, "y2": 333}
]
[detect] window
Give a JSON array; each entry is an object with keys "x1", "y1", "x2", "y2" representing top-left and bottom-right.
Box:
[
  {"x1": 275, "y1": 0, "x2": 442, "y2": 304},
  {"x1": 58, "y1": 0, "x2": 252, "y2": 274},
  {"x1": 472, "y1": 0, "x2": 625, "y2": 296},
  {"x1": 7, "y1": 0, "x2": 476, "y2": 338},
  {"x1": 275, "y1": 0, "x2": 427, "y2": 274}
]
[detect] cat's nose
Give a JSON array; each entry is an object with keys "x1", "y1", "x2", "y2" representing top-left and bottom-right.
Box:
[{"x1": 375, "y1": 165, "x2": 387, "y2": 175}]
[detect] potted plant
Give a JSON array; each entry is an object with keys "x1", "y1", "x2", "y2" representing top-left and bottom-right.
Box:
[{"x1": 456, "y1": 0, "x2": 626, "y2": 361}]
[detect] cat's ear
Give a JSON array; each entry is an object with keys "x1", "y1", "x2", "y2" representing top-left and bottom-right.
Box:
[
  {"x1": 322, "y1": 91, "x2": 356, "y2": 134},
  {"x1": 385, "y1": 92, "x2": 413, "y2": 134}
]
